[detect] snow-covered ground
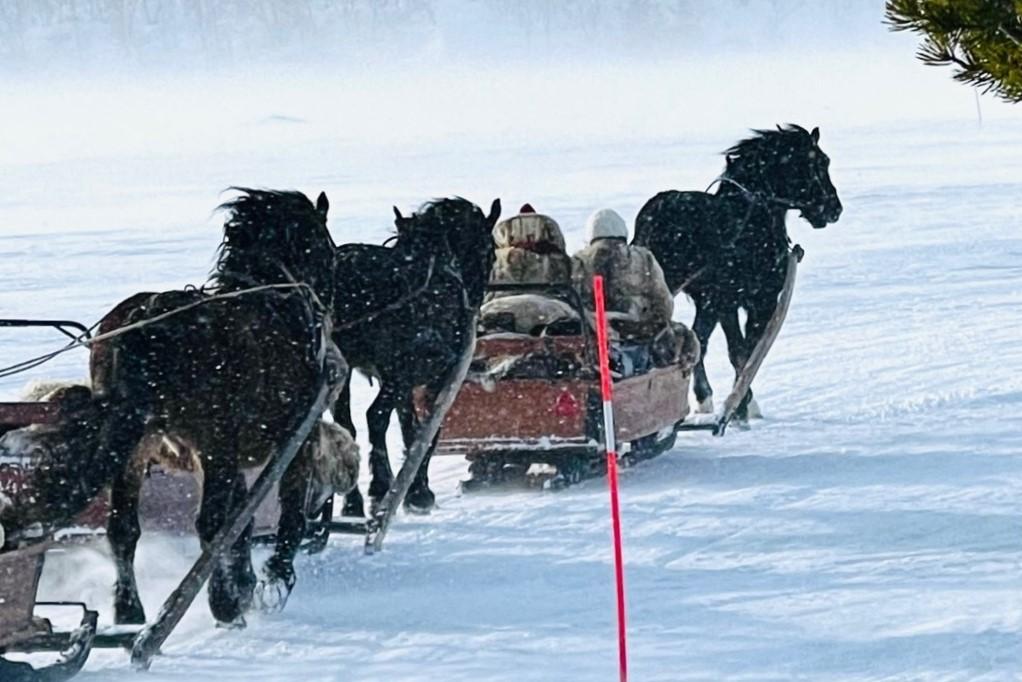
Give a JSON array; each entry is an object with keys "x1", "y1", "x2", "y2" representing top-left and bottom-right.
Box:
[{"x1": 2, "y1": 51, "x2": 1021, "y2": 680}]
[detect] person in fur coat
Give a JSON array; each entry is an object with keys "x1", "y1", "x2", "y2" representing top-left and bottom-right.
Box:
[
  {"x1": 481, "y1": 204, "x2": 579, "y2": 335},
  {"x1": 573, "y1": 208, "x2": 674, "y2": 340},
  {"x1": 487, "y1": 204, "x2": 572, "y2": 299},
  {"x1": 573, "y1": 208, "x2": 699, "y2": 370}
]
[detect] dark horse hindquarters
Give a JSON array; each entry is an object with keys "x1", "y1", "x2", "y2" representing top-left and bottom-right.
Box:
[{"x1": 634, "y1": 125, "x2": 842, "y2": 419}]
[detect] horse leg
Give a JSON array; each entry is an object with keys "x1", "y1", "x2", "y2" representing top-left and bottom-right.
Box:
[
  {"x1": 738, "y1": 303, "x2": 776, "y2": 420},
  {"x1": 691, "y1": 303, "x2": 717, "y2": 413},
  {"x1": 226, "y1": 472, "x2": 257, "y2": 621},
  {"x1": 258, "y1": 455, "x2": 309, "y2": 612},
  {"x1": 334, "y1": 375, "x2": 366, "y2": 518},
  {"x1": 333, "y1": 372, "x2": 356, "y2": 439},
  {"x1": 342, "y1": 485, "x2": 366, "y2": 518},
  {"x1": 109, "y1": 461, "x2": 146, "y2": 625},
  {"x1": 91, "y1": 386, "x2": 149, "y2": 626},
  {"x1": 398, "y1": 397, "x2": 436, "y2": 514},
  {"x1": 719, "y1": 308, "x2": 753, "y2": 421},
  {"x1": 366, "y1": 384, "x2": 397, "y2": 502},
  {"x1": 197, "y1": 456, "x2": 255, "y2": 626}
]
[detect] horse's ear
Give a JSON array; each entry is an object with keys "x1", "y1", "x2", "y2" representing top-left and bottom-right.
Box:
[
  {"x1": 810, "y1": 127, "x2": 820, "y2": 144},
  {"x1": 316, "y1": 191, "x2": 329, "y2": 217},
  {"x1": 487, "y1": 198, "x2": 502, "y2": 228},
  {"x1": 393, "y1": 206, "x2": 404, "y2": 222}
]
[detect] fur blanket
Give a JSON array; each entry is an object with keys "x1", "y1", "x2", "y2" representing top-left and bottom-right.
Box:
[
  {"x1": 480, "y1": 294, "x2": 579, "y2": 335},
  {"x1": 295, "y1": 420, "x2": 360, "y2": 513}
]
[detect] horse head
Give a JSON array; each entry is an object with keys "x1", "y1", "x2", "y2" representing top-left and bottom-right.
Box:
[
  {"x1": 215, "y1": 188, "x2": 336, "y2": 303},
  {"x1": 724, "y1": 125, "x2": 842, "y2": 229},
  {"x1": 399, "y1": 197, "x2": 501, "y2": 300}
]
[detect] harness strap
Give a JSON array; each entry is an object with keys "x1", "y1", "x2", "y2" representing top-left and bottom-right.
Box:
[{"x1": 716, "y1": 176, "x2": 801, "y2": 210}]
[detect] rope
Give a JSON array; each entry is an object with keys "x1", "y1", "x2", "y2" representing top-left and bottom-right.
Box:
[
  {"x1": 0, "y1": 283, "x2": 314, "y2": 381},
  {"x1": 0, "y1": 256, "x2": 441, "y2": 381}
]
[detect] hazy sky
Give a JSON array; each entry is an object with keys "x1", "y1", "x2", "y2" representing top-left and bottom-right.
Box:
[{"x1": 2, "y1": 1, "x2": 895, "y2": 74}]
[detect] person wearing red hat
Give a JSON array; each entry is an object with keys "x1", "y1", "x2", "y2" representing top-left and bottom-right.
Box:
[
  {"x1": 480, "y1": 204, "x2": 578, "y2": 334},
  {"x1": 487, "y1": 204, "x2": 571, "y2": 298}
]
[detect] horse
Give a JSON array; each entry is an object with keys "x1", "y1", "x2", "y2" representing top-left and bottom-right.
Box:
[
  {"x1": 34, "y1": 188, "x2": 341, "y2": 628},
  {"x1": 633, "y1": 125, "x2": 842, "y2": 420},
  {"x1": 332, "y1": 197, "x2": 500, "y2": 515}
]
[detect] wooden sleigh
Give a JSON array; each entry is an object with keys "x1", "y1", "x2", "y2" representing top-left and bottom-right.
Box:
[
  {"x1": 419, "y1": 282, "x2": 694, "y2": 489},
  {"x1": 423, "y1": 247, "x2": 802, "y2": 488},
  {"x1": 0, "y1": 317, "x2": 470, "y2": 674}
]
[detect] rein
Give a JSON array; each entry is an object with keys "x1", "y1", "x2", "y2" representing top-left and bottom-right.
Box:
[
  {"x1": 0, "y1": 256, "x2": 434, "y2": 382},
  {"x1": 676, "y1": 174, "x2": 802, "y2": 293},
  {"x1": 714, "y1": 176, "x2": 801, "y2": 210},
  {"x1": 0, "y1": 283, "x2": 320, "y2": 381}
]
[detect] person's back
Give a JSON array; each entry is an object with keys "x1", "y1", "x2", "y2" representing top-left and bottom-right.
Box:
[
  {"x1": 481, "y1": 204, "x2": 578, "y2": 335},
  {"x1": 488, "y1": 204, "x2": 572, "y2": 298},
  {"x1": 573, "y1": 208, "x2": 674, "y2": 342}
]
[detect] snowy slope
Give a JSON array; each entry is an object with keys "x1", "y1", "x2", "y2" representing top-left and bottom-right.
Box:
[{"x1": 2, "y1": 57, "x2": 1021, "y2": 680}]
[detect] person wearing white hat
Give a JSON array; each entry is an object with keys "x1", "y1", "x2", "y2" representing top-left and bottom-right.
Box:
[
  {"x1": 573, "y1": 208, "x2": 700, "y2": 374},
  {"x1": 573, "y1": 208, "x2": 674, "y2": 340}
]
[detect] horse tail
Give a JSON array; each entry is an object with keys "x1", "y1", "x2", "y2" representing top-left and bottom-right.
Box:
[
  {"x1": 84, "y1": 302, "x2": 157, "y2": 516},
  {"x1": 3, "y1": 302, "x2": 155, "y2": 541}
]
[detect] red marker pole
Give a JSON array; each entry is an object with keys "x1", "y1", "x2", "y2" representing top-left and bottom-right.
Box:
[{"x1": 593, "y1": 275, "x2": 628, "y2": 682}]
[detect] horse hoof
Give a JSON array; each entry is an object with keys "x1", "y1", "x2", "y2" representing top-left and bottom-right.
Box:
[
  {"x1": 115, "y1": 603, "x2": 147, "y2": 626},
  {"x1": 116, "y1": 593, "x2": 149, "y2": 625},
  {"x1": 403, "y1": 487, "x2": 435, "y2": 514},
  {"x1": 696, "y1": 396, "x2": 714, "y2": 414},
  {"x1": 746, "y1": 397, "x2": 763, "y2": 419},
  {"x1": 215, "y1": 615, "x2": 247, "y2": 630},
  {"x1": 254, "y1": 578, "x2": 292, "y2": 614},
  {"x1": 341, "y1": 490, "x2": 365, "y2": 518}
]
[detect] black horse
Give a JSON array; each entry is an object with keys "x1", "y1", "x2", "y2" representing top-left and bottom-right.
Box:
[
  {"x1": 333, "y1": 197, "x2": 500, "y2": 514},
  {"x1": 87, "y1": 190, "x2": 341, "y2": 626},
  {"x1": 633, "y1": 125, "x2": 842, "y2": 420}
]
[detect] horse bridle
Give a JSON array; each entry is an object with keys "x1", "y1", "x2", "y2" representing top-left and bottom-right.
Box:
[{"x1": 715, "y1": 175, "x2": 801, "y2": 211}]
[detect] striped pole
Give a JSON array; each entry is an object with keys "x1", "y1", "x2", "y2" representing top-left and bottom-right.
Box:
[{"x1": 593, "y1": 275, "x2": 628, "y2": 682}]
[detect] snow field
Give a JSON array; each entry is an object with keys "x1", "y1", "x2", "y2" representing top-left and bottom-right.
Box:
[{"x1": 1, "y1": 57, "x2": 1020, "y2": 679}]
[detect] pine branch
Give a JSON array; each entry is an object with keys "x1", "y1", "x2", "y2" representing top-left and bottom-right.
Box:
[{"x1": 885, "y1": 0, "x2": 1022, "y2": 103}]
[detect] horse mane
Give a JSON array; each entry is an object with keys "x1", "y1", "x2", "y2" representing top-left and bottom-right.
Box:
[
  {"x1": 412, "y1": 197, "x2": 480, "y2": 235},
  {"x1": 724, "y1": 124, "x2": 813, "y2": 164},
  {"x1": 390, "y1": 197, "x2": 484, "y2": 259},
  {"x1": 413, "y1": 197, "x2": 495, "y2": 305},
  {"x1": 212, "y1": 188, "x2": 334, "y2": 301}
]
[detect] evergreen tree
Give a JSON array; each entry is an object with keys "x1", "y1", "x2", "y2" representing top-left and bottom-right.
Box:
[{"x1": 886, "y1": 0, "x2": 1022, "y2": 103}]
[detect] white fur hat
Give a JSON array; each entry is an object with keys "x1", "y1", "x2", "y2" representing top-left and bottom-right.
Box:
[{"x1": 585, "y1": 208, "x2": 628, "y2": 243}]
